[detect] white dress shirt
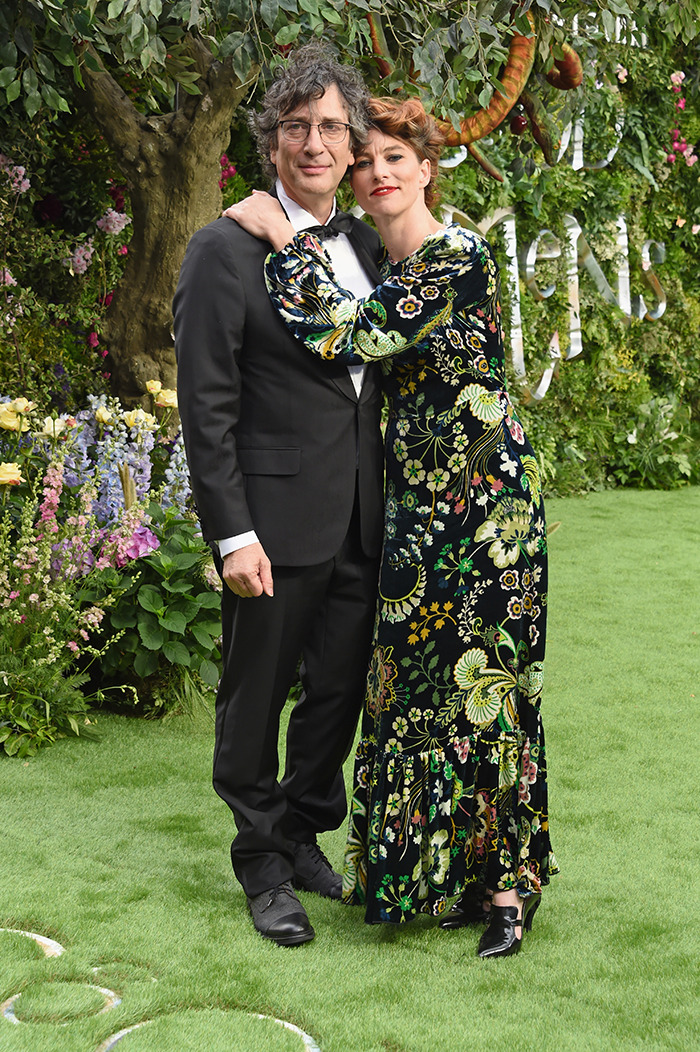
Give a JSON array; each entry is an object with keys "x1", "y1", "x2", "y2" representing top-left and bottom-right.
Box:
[{"x1": 218, "y1": 181, "x2": 376, "y2": 558}]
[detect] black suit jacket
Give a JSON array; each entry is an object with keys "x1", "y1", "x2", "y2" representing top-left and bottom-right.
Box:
[{"x1": 173, "y1": 212, "x2": 385, "y2": 566}]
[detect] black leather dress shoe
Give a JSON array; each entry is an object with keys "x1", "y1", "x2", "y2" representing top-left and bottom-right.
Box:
[
  {"x1": 247, "y1": 881, "x2": 315, "y2": 946},
  {"x1": 292, "y1": 841, "x2": 342, "y2": 899}
]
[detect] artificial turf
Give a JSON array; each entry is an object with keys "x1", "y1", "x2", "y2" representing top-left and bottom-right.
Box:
[{"x1": 1, "y1": 488, "x2": 698, "y2": 1051}]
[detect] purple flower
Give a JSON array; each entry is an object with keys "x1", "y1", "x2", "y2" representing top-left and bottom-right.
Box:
[{"x1": 116, "y1": 524, "x2": 159, "y2": 566}]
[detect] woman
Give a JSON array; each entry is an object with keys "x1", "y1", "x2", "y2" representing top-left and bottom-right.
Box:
[{"x1": 226, "y1": 97, "x2": 558, "y2": 957}]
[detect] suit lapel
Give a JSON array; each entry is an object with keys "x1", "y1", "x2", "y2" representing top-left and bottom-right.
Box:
[{"x1": 346, "y1": 218, "x2": 382, "y2": 285}]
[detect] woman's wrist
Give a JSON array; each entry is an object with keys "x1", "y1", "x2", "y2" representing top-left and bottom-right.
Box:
[{"x1": 269, "y1": 220, "x2": 295, "y2": 252}]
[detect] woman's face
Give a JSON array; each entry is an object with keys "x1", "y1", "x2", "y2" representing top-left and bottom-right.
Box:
[{"x1": 349, "y1": 129, "x2": 431, "y2": 219}]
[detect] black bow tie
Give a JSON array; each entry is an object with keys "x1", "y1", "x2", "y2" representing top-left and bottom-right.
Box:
[{"x1": 303, "y1": 212, "x2": 354, "y2": 239}]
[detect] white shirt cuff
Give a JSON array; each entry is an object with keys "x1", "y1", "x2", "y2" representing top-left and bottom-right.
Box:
[{"x1": 218, "y1": 531, "x2": 259, "y2": 557}]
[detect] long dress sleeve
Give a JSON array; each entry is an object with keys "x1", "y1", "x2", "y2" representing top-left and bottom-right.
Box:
[{"x1": 264, "y1": 225, "x2": 500, "y2": 365}]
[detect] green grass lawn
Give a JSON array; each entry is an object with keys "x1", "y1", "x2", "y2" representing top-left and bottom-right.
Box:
[{"x1": 1, "y1": 488, "x2": 699, "y2": 1052}]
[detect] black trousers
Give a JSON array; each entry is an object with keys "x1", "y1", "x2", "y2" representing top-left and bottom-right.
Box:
[{"x1": 212, "y1": 500, "x2": 380, "y2": 897}]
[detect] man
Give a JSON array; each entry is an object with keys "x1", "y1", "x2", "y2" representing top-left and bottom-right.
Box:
[{"x1": 173, "y1": 44, "x2": 384, "y2": 946}]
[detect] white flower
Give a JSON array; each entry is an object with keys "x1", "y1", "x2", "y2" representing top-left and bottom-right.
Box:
[
  {"x1": 37, "y1": 416, "x2": 66, "y2": 437},
  {"x1": 403, "y1": 459, "x2": 425, "y2": 486},
  {"x1": 500, "y1": 452, "x2": 518, "y2": 476}
]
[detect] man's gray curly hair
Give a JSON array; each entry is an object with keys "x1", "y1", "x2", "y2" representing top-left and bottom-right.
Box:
[{"x1": 250, "y1": 41, "x2": 372, "y2": 184}]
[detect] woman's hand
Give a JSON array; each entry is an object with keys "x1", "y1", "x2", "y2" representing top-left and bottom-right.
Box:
[{"x1": 223, "y1": 191, "x2": 295, "y2": 251}]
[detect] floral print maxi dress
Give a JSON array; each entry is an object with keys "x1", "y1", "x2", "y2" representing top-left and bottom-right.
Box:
[{"x1": 265, "y1": 222, "x2": 559, "y2": 924}]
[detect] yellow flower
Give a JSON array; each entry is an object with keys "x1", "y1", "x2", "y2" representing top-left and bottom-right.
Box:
[
  {"x1": 155, "y1": 387, "x2": 177, "y2": 409},
  {"x1": 11, "y1": 397, "x2": 37, "y2": 414},
  {"x1": 146, "y1": 379, "x2": 162, "y2": 395},
  {"x1": 0, "y1": 461, "x2": 24, "y2": 485},
  {"x1": 95, "y1": 405, "x2": 113, "y2": 425},
  {"x1": 123, "y1": 408, "x2": 157, "y2": 430},
  {"x1": 0, "y1": 405, "x2": 28, "y2": 432},
  {"x1": 37, "y1": 416, "x2": 66, "y2": 438}
]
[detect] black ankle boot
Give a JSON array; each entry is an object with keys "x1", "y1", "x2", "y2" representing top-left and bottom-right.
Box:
[
  {"x1": 477, "y1": 894, "x2": 541, "y2": 958},
  {"x1": 439, "y1": 889, "x2": 491, "y2": 930}
]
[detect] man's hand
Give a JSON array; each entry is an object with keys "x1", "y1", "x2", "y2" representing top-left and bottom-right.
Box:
[{"x1": 222, "y1": 542, "x2": 274, "y2": 598}]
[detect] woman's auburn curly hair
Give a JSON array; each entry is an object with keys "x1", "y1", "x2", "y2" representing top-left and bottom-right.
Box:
[{"x1": 358, "y1": 96, "x2": 446, "y2": 209}]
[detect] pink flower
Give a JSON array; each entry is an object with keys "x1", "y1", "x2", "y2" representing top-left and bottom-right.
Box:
[
  {"x1": 87, "y1": 331, "x2": 99, "y2": 347},
  {"x1": 96, "y1": 208, "x2": 132, "y2": 235},
  {"x1": 39, "y1": 461, "x2": 64, "y2": 522},
  {"x1": 670, "y1": 71, "x2": 686, "y2": 87},
  {"x1": 117, "y1": 245, "x2": 128, "y2": 256},
  {"x1": 692, "y1": 225, "x2": 700, "y2": 235},
  {"x1": 113, "y1": 524, "x2": 160, "y2": 567},
  {"x1": 1, "y1": 267, "x2": 17, "y2": 286},
  {"x1": 615, "y1": 65, "x2": 628, "y2": 83},
  {"x1": 65, "y1": 238, "x2": 95, "y2": 275},
  {"x1": 0, "y1": 157, "x2": 31, "y2": 194},
  {"x1": 685, "y1": 153, "x2": 698, "y2": 167},
  {"x1": 67, "y1": 640, "x2": 79, "y2": 653},
  {"x1": 667, "y1": 154, "x2": 676, "y2": 164},
  {"x1": 676, "y1": 98, "x2": 686, "y2": 111},
  {"x1": 9, "y1": 590, "x2": 19, "y2": 599}
]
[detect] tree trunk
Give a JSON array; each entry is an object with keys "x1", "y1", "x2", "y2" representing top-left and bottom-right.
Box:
[{"x1": 76, "y1": 38, "x2": 255, "y2": 404}]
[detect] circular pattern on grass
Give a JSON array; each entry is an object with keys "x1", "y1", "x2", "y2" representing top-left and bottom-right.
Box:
[
  {"x1": 96, "y1": 1010, "x2": 321, "y2": 1051},
  {"x1": 0, "y1": 929, "x2": 321, "y2": 1049},
  {"x1": 0, "y1": 928, "x2": 66, "y2": 957},
  {"x1": 2, "y1": 983, "x2": 120, "y2": 1025}
]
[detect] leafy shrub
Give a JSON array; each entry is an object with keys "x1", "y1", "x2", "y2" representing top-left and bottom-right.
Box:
[
  {"x1": 608, "y1": 395, "x2": 693, "y2": 487},
  {"x1": 97, "y1": 502, "x2": 221, "y2": 713}
]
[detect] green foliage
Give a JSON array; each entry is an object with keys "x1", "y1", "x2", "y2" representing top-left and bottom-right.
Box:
[
  {"x1": 0, "y1": 112, "x2": 130, "y2": 409},
  {"x1": 444, "y1": 37, "x2": 700, "y2": 496},
  {"x1": 97, "y1": 502, "x2": 221, "y2": 714},
  {"x1": 608, "y1": 395, "x2": 693, "y2": 487},
  {"x1": 3, "y1": 0, "x2": 699, "y2": 126}
]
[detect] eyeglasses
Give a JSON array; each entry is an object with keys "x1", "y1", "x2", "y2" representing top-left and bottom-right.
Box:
[{"x1": 277, "y1": 120, "x2": 351, "y2": 145}]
